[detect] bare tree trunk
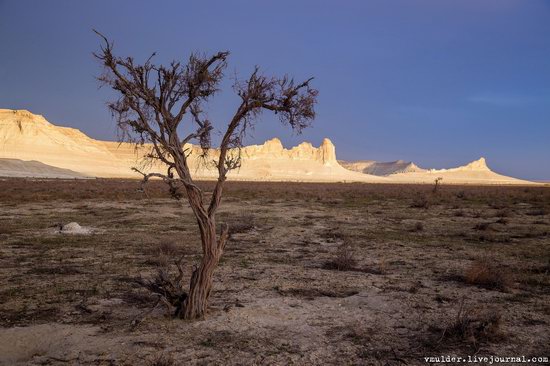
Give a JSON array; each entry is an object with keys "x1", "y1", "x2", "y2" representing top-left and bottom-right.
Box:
[
  {"x1": 181, "y1": 245, "x2": 217, "y2": 318},
  {"x1": 179, "y1": 216, "x2": 228, "y2": 319}
]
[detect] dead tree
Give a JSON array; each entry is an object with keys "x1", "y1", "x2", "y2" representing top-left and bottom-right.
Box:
[{"x1": 94, "y1": 31, "x2": 317, "y2": 319}]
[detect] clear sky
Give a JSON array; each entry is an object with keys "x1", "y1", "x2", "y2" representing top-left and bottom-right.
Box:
[{"x1": 0, "y1": 0, "x2": 549, "y2": 180}]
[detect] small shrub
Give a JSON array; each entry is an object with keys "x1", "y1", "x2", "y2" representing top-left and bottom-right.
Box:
[
  {"x1": 121, "y1": 291, "x2": 156, "y2": 308},
  {"x1": 472, "y1": 210, "x2": 484, "y2": 218},
  {"x1": 434, "y1": 294, "x2": 451, "y2": 303},
  {"x1": 439, "y1": 300, "x2": 504, "y2": 349},
  {"x1": 433, "y1": 177, "x2": 443, "y2": 193},
  {"x1": 455, "y1": 190, "x2": 467, "y2": 199},
  {"x1": 494, "y1": 209, "x2": 512, "y2": 218},
  {"x1": 320, "y1": 227, "x2": 346, "y2": 242},
  {"x1": 408, "y1": 281, "x2": 423, "y2": 293},
  {"x1": 473, "y1": 222, "x2": 491, "y2": 231},
  {"x1": 374, "y1": 259, "x2": 388, "y2": 274},
  {"x1": 143, "y1": 240, "x2": 182, "y2": 267},
  {"x1": 464, "y1": 260, "x2": 511, "y2": 291},
  {"x1": 323, "y1": 243, "x2": 357, "y2": 271},
  {"x1": 411, "y1": 195, "x2": 430, "y2": 209},
  {"x1": 489, "y1": 202, "x2": 508, "y2": 210},
  {"x1": 228, "y1": 212, "x2": 255, "y2": 234},
  {"x1": 527, "y1": 261, "x2": 550, "y2": 275},
  {"x1": 135, "y1": 257, "x2": 188, "y2": 317},
  {"x1": 0, "y1": 222, "x2": 16, "y2": 235}
]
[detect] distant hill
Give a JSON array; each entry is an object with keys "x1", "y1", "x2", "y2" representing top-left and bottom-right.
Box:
[
  {"x1": 340, "y1": 156, "x2": 533, "y2": 185},
  {"x1": 339, "y1": 160, "x2": 426, "y2": 176}
]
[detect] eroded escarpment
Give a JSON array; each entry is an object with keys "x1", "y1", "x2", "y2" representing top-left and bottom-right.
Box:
[{"x1": 0, "y1": 109, "x2": 535, "y2": 184}]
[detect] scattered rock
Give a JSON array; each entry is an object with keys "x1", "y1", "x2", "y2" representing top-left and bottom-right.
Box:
[{"x1": 57, "y1": 222, "x2": 92, "y2": 235}]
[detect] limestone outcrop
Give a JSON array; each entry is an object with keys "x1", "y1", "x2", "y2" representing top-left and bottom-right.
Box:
[
  {"x1": 0, "y1": 109, "x2": 536, "y2": 185},
  {"x1": 0, "y1": 109, "x2": 128, "y2": 177},
  {"x1": 0, "y1": 109, "x2": 383, "y2": 182}
]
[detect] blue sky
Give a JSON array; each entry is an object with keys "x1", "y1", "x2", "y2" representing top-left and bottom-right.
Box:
[{"x1": 0, "y1": 0, "x2": 549, "y2": 180}]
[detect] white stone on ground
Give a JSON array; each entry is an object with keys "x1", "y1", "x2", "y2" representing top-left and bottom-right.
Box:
[{"x1": 58, "y1": 222, "x2": 91, "y2": 234}]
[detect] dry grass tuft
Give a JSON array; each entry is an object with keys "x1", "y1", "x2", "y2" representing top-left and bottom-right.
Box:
[
  {"x1": 147, "y1": 353, "x2": 175, "y2": 366},
  {"x1": 343, "y1": 324, "x2": 373, "y2": 345},
  {"x1": 158, "y1": 240, "x2": 180, "y2": 257},
  {"x1": 473, "y1": 222, "x2": 492, "y2": 231},
  {"x1": 495, "y1": 218, "x2": 508, "y2": 225},
  {"x1": 464, "y1": 260, "x2": 511, "y2": 291},
  {"x1": 455, "y1": 190, "x2": 467, "y2": 199},
  {"x1": 412, "y1": 222, "x2": 424, "y2": 232}
]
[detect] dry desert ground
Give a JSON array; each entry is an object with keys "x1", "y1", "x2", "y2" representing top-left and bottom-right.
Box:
[{"x1": 0, "y1": 179, "x2": 549, "y2": 365}]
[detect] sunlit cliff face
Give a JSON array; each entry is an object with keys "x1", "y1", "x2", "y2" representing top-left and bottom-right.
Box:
[{"x1": 0, "y1": 109, "x2": 536, "y2": 185}]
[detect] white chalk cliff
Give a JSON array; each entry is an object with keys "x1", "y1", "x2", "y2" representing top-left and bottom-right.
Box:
[
  {"x1": 0, "y1": 109, "x2": 383, "y2": 182},
  {"x1": 0, "y1": 109, "x2": 535, "y2": 185}
]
